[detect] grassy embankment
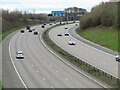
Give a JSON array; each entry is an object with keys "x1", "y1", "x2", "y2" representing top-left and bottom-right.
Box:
[
  {"x1": 42, "y1": 24, "x2": 120, "y2": 89},
  {"x1": 76, "y1": 26, "x2": 119, "y2": 52}
]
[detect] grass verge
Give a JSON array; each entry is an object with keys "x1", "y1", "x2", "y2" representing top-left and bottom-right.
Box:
[
  {"x1": 0, "y1": 26, "x2": 25, "y2": 43},
  {"x1": 76, "y1": 26, "x2": 119, "y2": 52},
  {"x1": 42, "y1": 24, "x2": 120, "y2": 89},
  {"x1": 0, "y1": 81, "x2": 2, "y2": 90}
]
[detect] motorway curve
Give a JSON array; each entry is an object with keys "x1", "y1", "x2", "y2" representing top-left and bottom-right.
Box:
[
  {"x1": 5, "y1": 24, "x2": 104, "y2": 88},
  {"x1": 49, "y1": 23, "x2": 118, "y2": 78}
]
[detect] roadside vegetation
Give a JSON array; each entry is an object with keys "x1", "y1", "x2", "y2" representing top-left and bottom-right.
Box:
[
  {"x1": 42, "y1": 24, "x2": 120, "y2": 89},
  {"x1": 0, "y1": 81, "x2": 2, "y2": 90},
  {"x1": 1, "y1": 9, "x2": 66, "y2": 42},
  {"x1": 78, "y1": 2, "x2": 119, "y2": 52},
  {"x1": 76, "y1": 26, "x2": 119, "y2": 52},
  {"x1": 1, "y1": 9, "x2": 49, "y2": 42}
]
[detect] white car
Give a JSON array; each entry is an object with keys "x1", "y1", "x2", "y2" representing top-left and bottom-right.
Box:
[
  {"x1": 68, "y1": 41, "x2": 75, "y2": 45},
  {"x1": 64, "y1": 32, "x2": 69, "y2": 36},
  {"x1": 115, "y1": 55, "x2": 120, "y2": 62},
  {"x1": 16, "y1": 51, "x2": 24, "y2": 59},
  {"x1": 64, "y1": 26, "x2": 68, "y2": 29}
]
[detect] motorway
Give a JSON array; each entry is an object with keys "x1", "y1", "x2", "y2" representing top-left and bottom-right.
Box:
[
  {"x1": 49, "y1": 23, "x2": 119, "y2": 78},
  {"x1": 2, "y1": 23, "x2": 104, "y2": 88}
]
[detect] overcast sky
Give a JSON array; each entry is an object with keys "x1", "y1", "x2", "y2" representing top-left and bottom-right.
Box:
[{"x1": 0, "y1": 0, "x2": 109, "y2": 14}]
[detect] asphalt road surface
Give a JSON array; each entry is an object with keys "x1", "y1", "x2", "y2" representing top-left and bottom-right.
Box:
[
  {"x1": 2, "y1": 23, "x2": 104, "y2": 88},
  {"x1": 49, "y1": 23, "x2": 119, "y2": 79}
]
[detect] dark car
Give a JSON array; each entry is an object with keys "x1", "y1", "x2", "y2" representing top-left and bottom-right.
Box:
[
  {"x1": 34, "y1": 31, "x2": 38, "y2": 35},
  {"x1": 32, "y1": 29, "x2": 35, "y2": 31},
  {"x1": 20, "y1": 30, "x2": 24, "y2": 33},
  {"x1": 41, "y1": 25, "x2": 45, "y2": 28},
  {"x1": 57, "y1": 33, "x2": 62, "y2": 36},
  {"x1": 44, "y1": 23, "x2": 46, "y2": 25},
  {"x1": 26, "y1": 25, "x2": 30, "y2": 30},
  {"x1": 29, "y1": 29, "x2": 32, "y2": 32},
  {"x1": 49, "y1": 23, "x2": 52, "y2": 25}
]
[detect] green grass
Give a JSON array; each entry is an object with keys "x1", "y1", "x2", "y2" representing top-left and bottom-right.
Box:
[
  {"x1": 42, "y1": 24, "x2": 120, "y2": 89},
  {"x1": 0, "y1": 28, "x2": 17, "y2": 43},
  {"x1": 0, "y1": 27, "x2": 25, "y2": 43},
  {"x1": 76, "y1": 26, "x2": 119, "y2": 52},
  {"x1": 0, "y1": 81, "x2": 2, "y2": 90}
]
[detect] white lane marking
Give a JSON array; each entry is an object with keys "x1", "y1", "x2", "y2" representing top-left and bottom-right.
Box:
[
  {"x1": 43, "y1": 77, "x2": 45, "y2": 80},
  {"x1": 103, "y1": 62, "x2": 106, "y2": 65},
  {"x1": 36, "y1": 70, "x2": 39, "y2": 72},
  {"x1": 9, "y1": 36, "x2": 28, "y2": 89},
  {"x1": 49, "y1": 65, "x2": 52, "y2": 67},
  {"x1": 51, "y1": 86, "x2": 54, "y2": 88},
  {"x1": 65, "y1": 78, "x2": 68, "y2": 81},
  {"x1": 56, "y1": 70, "x2": 59, "y2": 73},
  {"x1": 32, "y1": 64, "x2": 34, "y2": 67}
]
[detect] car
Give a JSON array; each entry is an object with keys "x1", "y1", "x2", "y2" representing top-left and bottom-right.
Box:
[
  {"x1": 49, "y1": 23, "x2": 52, "y2": 25},
  {"x1": 41, "y1": 25, "x2": 45, "y2": 28},
  {"x1": 64, "y1": 32, "x2": 69, "y2": 36},
  {"x1": 115, "y1": 55, "x2": 120, "y2": 62},
  {"x1": 75, "y1": 24, "x2": 78, "y2": 26},
  {"x1": 32, "y1": 29, "x2": 35, "y2": 31},
  {"x1": 29, "y1": 29, "x2": 32, "y2": 32},
  {"x1": 68, "y1": 41, "x2": 75, "y2": 45},
  {"x1": 26, "y1": 25, "x2": 30, "y2": 30},
  {"x1": 44, "y1": 23, "x2": 46, "y2": 25},
  {"x1": 57, "y1": 33, "x2": 62, "y2": 36},
  {"x1": 16, "y1": 51, "x2": 24, "y2": 59},
  {"x1": 20, "y1": 30, "x2": 24, "y2": 33},
  {"x1": 34, "y1": 31, "x2": 38, "y2": 35},
  {"x1": 64, "y1": 26, "x2": 68, "y2": 29}
]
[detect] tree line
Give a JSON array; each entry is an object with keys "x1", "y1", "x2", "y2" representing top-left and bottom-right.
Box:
[
  {"x1": 2, "y1": 9, "x2": 57, "y2": 33},
  {"x1": 80, "y1": 2, "x2": 120, "y2": 29}
]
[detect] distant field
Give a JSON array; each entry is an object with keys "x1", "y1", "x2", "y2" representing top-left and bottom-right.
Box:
[{"x1": 76, "y1": 26, "x2": 119, "y2": 52}]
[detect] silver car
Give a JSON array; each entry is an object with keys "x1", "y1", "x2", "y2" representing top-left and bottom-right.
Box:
[
  {"x1": 115, "y1": 55, "x2": 120, "y2": 62},
  {"x1": 68, "y1": 41, "x2": 75, "y2": 45},
  {"x1": 16, "y1": 51, "x2": 24, "y2": 59}
]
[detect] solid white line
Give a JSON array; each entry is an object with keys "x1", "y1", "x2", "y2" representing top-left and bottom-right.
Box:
[
  {"x1": 43, "y1": 77, "x2": 45, "y2": 80},
  {"x1": 9, "y1": 35, "x2": 28, "y2": 89}
]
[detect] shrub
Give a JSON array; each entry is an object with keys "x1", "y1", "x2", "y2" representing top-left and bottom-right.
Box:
[{"x1": 80, "y1": 2, "x2": 119, "y2": 29}]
